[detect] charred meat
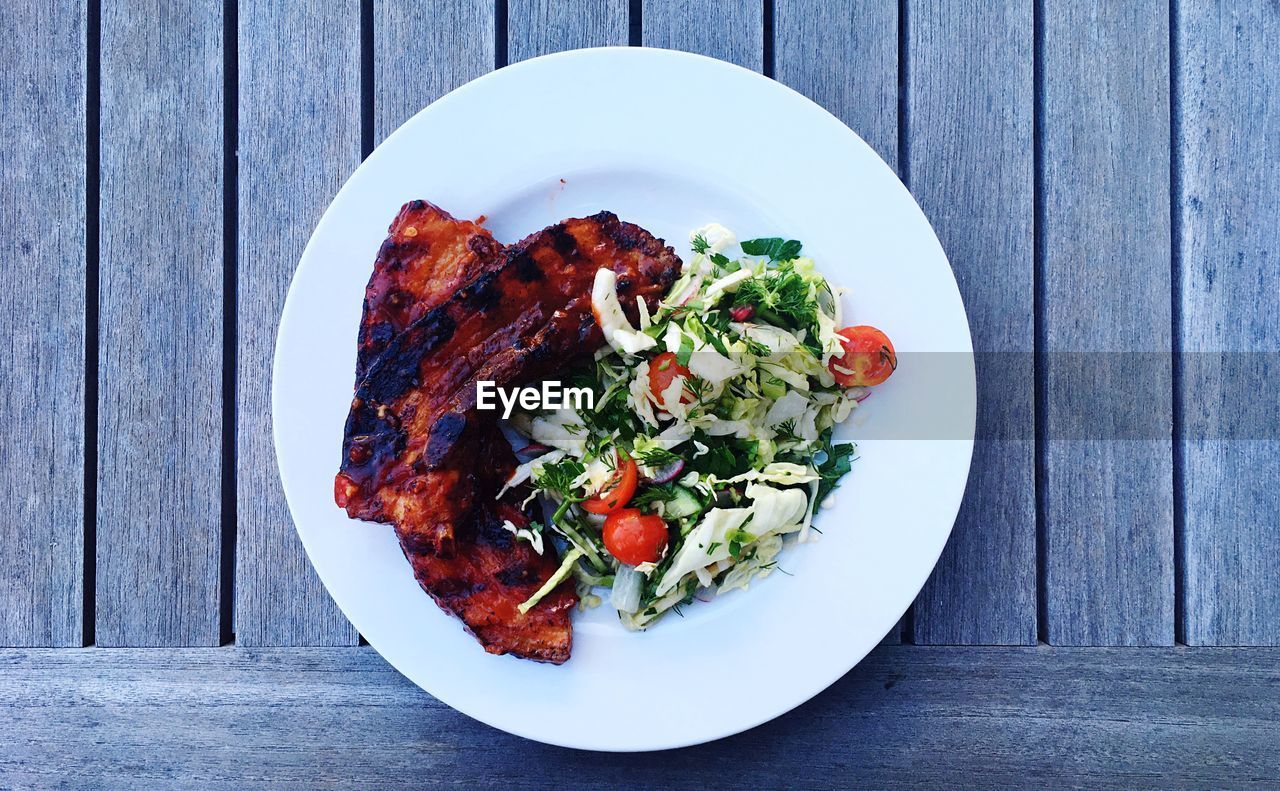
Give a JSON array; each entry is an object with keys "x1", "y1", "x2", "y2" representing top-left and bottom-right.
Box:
[{"x1": 336, "y1": 206, "x2": 681, "y2": 663}]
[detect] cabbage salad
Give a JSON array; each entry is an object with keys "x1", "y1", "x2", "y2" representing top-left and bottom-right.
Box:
[{"x1": 506, "y1": 224, "x2": 894, "y2": 628}]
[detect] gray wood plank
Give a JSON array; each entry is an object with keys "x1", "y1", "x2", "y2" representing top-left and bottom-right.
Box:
[
  {"x1": 1041, "y1": 0, "x2": 1174, "y2": 645},
  {"x1": 508, "y1": 0, "x2": 628, "y2": 64},
  {"x1": 642, "y1": 0, "x2": 762, "y2": 72},
  {"x1": 0, "y1": 646, "x2": 1277, "y2": 786},
  {"x1": 906, "y1": 2, "x2": 1036, "y2": 644},
  {"x1": 1176, "y1": 2, "x2": 1280, "y2": 645},
  {"x1": 375, "y1": 0, "x2": 494, "y2": 143},
  {"x1": 97, "y1": 0, "x2": 225, "y2": 646},
  {"x1": 0, "y1": 1, "x2": 86, "y2": 647},
  {"x1": 235, "y1": 1, "x2": 362, "y2": 646},
  {"x1": 774, "y1": 1, "x2": 897, "y2": 166}
]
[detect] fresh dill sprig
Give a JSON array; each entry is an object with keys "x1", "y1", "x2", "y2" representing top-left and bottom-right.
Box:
[
  {"x1": 533, "y1": 458, "x2": 586, "y2": 500},
  {"x1": 759, "y1": 561, "x2": 794, "y2": 576},
  {"x1": 630, "y1": 483, "x2": 678, "y2": 507},
  {"x1": 776, "y1": 418, "x2": 801, "y2": 443},
  {"x1": 633, "y1": 445, "x2": 680, "y2": 468},
  {"x1": 686, "y1": 375, "x2": 712, "y2": 402},
  {"x1": 733, "y1": 261, "x2": 817, "y2": 331}
]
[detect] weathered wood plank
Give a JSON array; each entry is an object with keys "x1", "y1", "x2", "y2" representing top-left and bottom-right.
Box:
[
  {"x1": 374, "y1": 0, "x2": 494, "y2": 143},
  {"x1": 906, "y1": 1, "x2": 1036, "y2": 644},
  {"x1": 0, "y1": 1, "x2": 86, "y2": 646},
  {"x1": 642, "y1": 0, "x2": 762, "y2": 72},
  {"x1": 773, "y1": 0, "x2": 904, "y2": 645},
  {"x1": 1041, "y1": 0, "x2": 1174, "y2": 644},
  {"x1": 508, "y1": 0, "x2": 628, "y2": 63},
  {"x1": 235, "y1": 1, "x2": 361, "y2": 645},
  {"x1": 774, "y1": 1, "x2": 897, "y2": 166},
  {"x1": 97, "y1": 0, "x2": 225, "y2": 646},
  {"x1": 0, "y1": 646, "x2": 1276, "y2": 785},
  {"x1": 1176, "y1": 2, "x2": 1280, "y2": 645}
]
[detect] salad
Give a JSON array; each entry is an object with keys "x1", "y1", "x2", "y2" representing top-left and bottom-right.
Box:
[{"x1": 504, "y1": 224, "x2": 897, "y2": 628}]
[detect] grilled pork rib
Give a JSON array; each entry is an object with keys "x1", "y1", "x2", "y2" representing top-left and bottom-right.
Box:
[
  {"x1": 354, "y1": 200, "x2": 505, "y2": 381},
  {"x1": 343, "y1": 201, "x2": 575, "y2": 661},
  {"x1": 337, "y1": 212, "x2": 681, "y2": 546},
  {"x1": 337, "y1": 206, "x2": 681, "y2": 663}
]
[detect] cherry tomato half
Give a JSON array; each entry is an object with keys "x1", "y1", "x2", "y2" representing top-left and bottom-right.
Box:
[
  {"x1": 648, "y1": 351, "x2": 694, "y2": 405},
  {"x1": 603, "y1": 508, "x2": 669, "y2": 565},
  {"x1": 829, "y1": 325, "x2": 897, "y2": 387},
  {"x1": 580, "y1": 452, "x2": 639, "y2": 514}
]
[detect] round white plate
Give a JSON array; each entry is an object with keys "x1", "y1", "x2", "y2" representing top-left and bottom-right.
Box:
[{"x1": 274, "y1": 47, "x2": 974, "y2": 752}]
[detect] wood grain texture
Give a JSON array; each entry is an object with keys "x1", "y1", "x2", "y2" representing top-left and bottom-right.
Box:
[
  {"x1": 235, "y1": 1, "x2": 361, "y2": 646},
  {"x1": 774, "y1": 1, "x2": 898, "y2": 167},
  {"x1": 374, "y1": 0, "x2": 494, "y2": 143},
  {"x1": 642, "y1": 0, "x2": 763, "y2": 72},
  {"x1": 1176, "y1": 1, "x2": 1280, "y2": 645},
  {"x1": 508, "y1": 0, "x2": 628, "y2": 63},
  {"x1": 97, "y1": 0, "x2": 225, "y2": 646},
  {"x1": 1041, "y1": 0, "x2": 1174, "y2": 645},
  {"x1": 906, "y1": 1, "x2": 1036, "y2": 644},
  {"x1": 0, "y1": 646, "x2": 1277, "y2": 786},
  {"x1": 0, "y1": 0, "x2": 86, "y2": 647}
]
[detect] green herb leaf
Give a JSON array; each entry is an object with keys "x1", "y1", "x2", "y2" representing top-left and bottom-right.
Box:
[
  {"x1": 632, "y1": 445, "x2": 680, "y2": 468},
  {"x1": 691, "y1": 234, "x2": 710, "y2": 254},
  {"x1": 814, "y1": 439, "x2": 856, "y2": 510},
  {"x1": 776, "y1": 418, "x2": 801, "y2": 443},
  {"x1": 688, "y1": 437, "x2": 758, "y2": 479},
  {"x1": 686, "y1": 375, "x2": 712, "y2": 401},
  {"x1": 690, "y1": 444, "x2": 737, "y2": 478},
  {"x1": 706, "y1": 330, "x2": 730, "y2": 357},
  {"x1": 733, "y1": 261, "x2": 817, "y2": 332},
  {"x1": 630, "y1": 483, "x2": 678, "y2": 507},
  {"x1": 741, "y1": 237, "x2": 803, "y2": 262},
  {"x1": 533, "y1": 458, "x2": 586, "y2": 499},
  {"x1": 725, "y1": 527, "x2": 757, "y2": 559}
]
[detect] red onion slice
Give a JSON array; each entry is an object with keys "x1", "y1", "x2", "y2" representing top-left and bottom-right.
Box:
[{"x1": 646, "y1": 458, "x2": 686, "y2": 484}]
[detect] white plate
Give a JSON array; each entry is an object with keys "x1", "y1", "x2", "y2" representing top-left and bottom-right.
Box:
[{"x1": 274, "y1": 47, "x2": 974, "y2": 752}]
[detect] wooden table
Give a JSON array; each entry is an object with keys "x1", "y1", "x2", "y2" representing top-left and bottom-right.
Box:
[{"x1": 3, "y1": 1, "x2": 1278, "y2": 786}]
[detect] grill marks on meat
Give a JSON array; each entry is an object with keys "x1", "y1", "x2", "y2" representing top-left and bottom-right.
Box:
[
  {"x1": 340, "y1": 198, "x2": 511, "y2": 540},
  {"x1": 336, "y1": 205, "x2": 682, "y2": 664},
  {"x1": 342, "y1": 202, "x2": 574, "y2": 662},
  {"x1": 337, "y1": 211, "x2": 681, "y2": 546},
  {"x1": 355, "y1": 200, "x2": 505, "y2": 381},
  {"x1": 404, "y1": 431, "x2": 576, "y2": 663}
]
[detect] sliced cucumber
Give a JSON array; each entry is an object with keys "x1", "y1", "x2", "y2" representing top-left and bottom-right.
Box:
[{"x1": 665, "y1": 485, "x2": 703, "y2": 519}]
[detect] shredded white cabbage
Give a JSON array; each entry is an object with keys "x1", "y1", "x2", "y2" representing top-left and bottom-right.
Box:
[
  {"x1": 510, "y1": 223, "x2": 871, "y2": 630},
  {"x1": 592, "y1": 268, "x2": 658, "y2": 356},
  {"x1": 656, "y1": 507, "x2": 751, "y2": 595},
  {"x1": 628, "y1": 361, "x2": 660, "y2": 427},
  {"x1": 691, "y1": 222, "x2": 737, "y2": 254},
  {"x1": 688, "y1": 344, "x2": 743, "y2": 384},
  {"x1": 703, "y1": 268, "x2": 752, "y2": 299},
  {"x1": 496, "y1": 449, "x2": 566, "y2": 500},
  {"x1": 500, "y1": 519, "x2": 545, "y2": 555}
]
